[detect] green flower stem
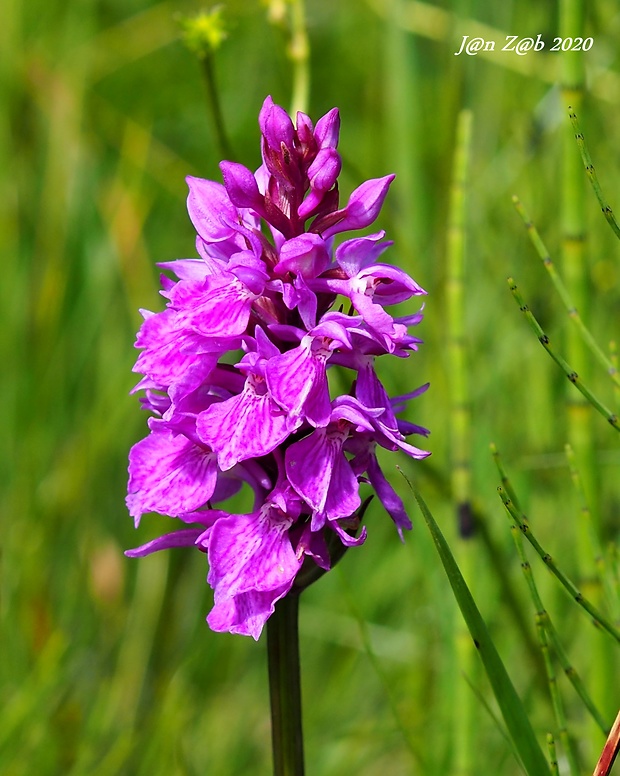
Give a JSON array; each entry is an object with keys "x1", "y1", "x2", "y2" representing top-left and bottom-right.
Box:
[
  {"x1": 507, "y1": 278, "x2": 620, "y2": 433},
  {"x1": 447, "y1": 109, "x2": 473, "y2": 520},
  {"x1": 267, "y1": 592, "x2": 305, "y2": 776},
  {"x1": 560, "y1": 0, "x2": 588, "y2": 413},
  {"x1": 497, "y1": 487, "x2": 620, "y2": 645},
  {"x1": 558, "y1": 13, "x2": 606, "y2": 746},
  {"x1": 200, "y1": 53, "x2": 235, "y2": 161},
  {"x1": 180, "y1": 9, "x2": 235, "y2": 161}
]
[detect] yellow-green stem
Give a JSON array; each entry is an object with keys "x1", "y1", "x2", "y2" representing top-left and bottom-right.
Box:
[
  {"x1": 288, "y1": 0, "x2": 310, "y2": 117},
  {"x1": 447, "y1": 108, "x2": 476, "y2": 775}
]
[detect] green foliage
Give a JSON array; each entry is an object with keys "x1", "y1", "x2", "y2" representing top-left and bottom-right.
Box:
[
  {"x1": 407, "y1": 480, "x2": 552, "y2": 776},
  {"x1": 1, "y1": 1, "x2": 618, "y2": 774}
]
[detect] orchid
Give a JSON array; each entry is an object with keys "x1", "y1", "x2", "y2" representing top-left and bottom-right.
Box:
[{"x1": 126, "y1": 96, "x2": 429, "y2": 639}]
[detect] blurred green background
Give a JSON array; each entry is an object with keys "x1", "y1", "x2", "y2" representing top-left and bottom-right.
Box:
[{"x1": 1, "y1": 1, "x2": 619, "y2": 774}]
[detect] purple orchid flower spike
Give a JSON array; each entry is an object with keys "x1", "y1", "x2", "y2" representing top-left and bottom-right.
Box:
[{"x1": 126, "y1": 95, "x2": 429, "y2": 639}]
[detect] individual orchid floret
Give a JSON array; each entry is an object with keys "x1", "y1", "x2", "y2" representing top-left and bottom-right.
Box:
[
  {"x1": 127, "y1": 95, "x2": 429, "y2": 640},
  {"x1": 312, "y1": 175, "x2": 395, "y2": 238},
  {"x1": 313, "y1": 107, "x2": 340, "y2": 150},
  {"x1": 272, "y1": 233, "x2": 330, "y2": 279},
  {"x1": 285, "y1": 397, "x2": 378, "y2": 530},
  {"x1": 186, "y1": 176, "x2": 241, "y2": 243},
  {"x1": 167, "y1": 256, "x2": 268, "y2": 339},
  {"x1": 196, "y1": 369, "x2": 298, "y2": 471},
  {"x1": 202, "y1": 483, "x2": 305, "y2": 639},
  {"x1": 266, "y1": 315, "x2": 354, "y2": 427},
  {"x1": 219, "y1": 160, "x2": 266, "y2": 211},
  {"x1": 298, "y1": 148, "x2": 342, "y2": 220},
  {"x1": 127, "y1": 421, "x2": 218, "y2": 526}
]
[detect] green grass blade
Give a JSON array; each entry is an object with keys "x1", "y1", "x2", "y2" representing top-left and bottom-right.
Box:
[{"x1": 403, "y1": 475, "x2": 551, "y2": 776}]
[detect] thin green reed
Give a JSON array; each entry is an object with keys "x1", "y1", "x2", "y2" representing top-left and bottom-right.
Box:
[
  {"x1": 565, "y1": 444, "x2": 620, "y2": 623},
  {"x1": 507, "y1": 279, "x2": 620, "y2": 434},
  {"x1": 497, "y1": 486, "x2": 620, "y2": 645},
  {"x1": 512, "y1": 197, "x2": 620, "y2": 390},
  {"x1": 492, "y1": 445, "x2": 609, "y2": 737},
  {"x1": 447, "y1": 108, "x2": 477, "y2": 775},
  {"x1": 546, "y1": 735, "x2": 559, "y2": 776},
  {"x1": 382, "y1": 0, "x2": 422, "y2": 265},
  {"x1": 568, "y1": 109, "x2": 620, "y2": 242},
  {"x1": 262, "y1": 0, "x2": 310, "y2": 117},
  {"x1": 558, "y1": 11, "x2": 608, "y2": 738},
  {"x1": 559, "y1": 0, "x2": 600, "y2": 598},
  {"x1": 535, "y1": 614, "x2": 580, "y2": 776},
  {"x1": 287, "y1": 0, "x2": 310, "y2": 117},
  {"x1": 338, "y1": 569, "x2": 424, "y2": 769},
  {"x1": 611, "y1": 342, "x2": 620, "y2": 408},
  {"x1": 494, "y1": 451, "x2": 614, "y2": 776}
]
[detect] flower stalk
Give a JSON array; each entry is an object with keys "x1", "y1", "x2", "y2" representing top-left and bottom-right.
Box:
[
  {"x1": 267, "y1": 592, "x2": 305, "y2": 776},
  {"x1": 180, "y1": 8, "x2": 234, "y2": 160}
]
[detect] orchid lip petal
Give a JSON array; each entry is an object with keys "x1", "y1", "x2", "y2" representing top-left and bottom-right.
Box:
[
  {"x1": 197, "y1": 375, "x2": 299, "y2": 470},
  {"x1": 126, "y1": 428, "x2": 218, "y2": 524}
]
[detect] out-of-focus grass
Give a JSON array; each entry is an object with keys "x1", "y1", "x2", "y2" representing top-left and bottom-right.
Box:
[{"x1": 1, "y1": 1, "x2": 619, "y2": 774}]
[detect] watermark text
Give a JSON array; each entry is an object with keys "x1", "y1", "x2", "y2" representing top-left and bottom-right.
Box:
[{"x1": 454, "y1": 34, "x2": 593, "y2": 56}]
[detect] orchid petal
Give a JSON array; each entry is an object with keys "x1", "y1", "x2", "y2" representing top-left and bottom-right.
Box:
[{"x1": 127, "y1": 428, "x2": 218, "y2": 524}]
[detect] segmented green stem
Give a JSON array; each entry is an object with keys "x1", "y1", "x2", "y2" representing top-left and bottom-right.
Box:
[
  {"x1": 568, "y1": 108, "x2": 620, "y2": 242},
  {"x1": 610, "y1": 341, "x2": 620, "y2": 408},
  {"x1": 448, "y1": 108, "x2": 476, "y2": 775},
  {"x1": 535, "y1": 611, "x2": 580, "y2": 776},
  {"x1": 559, "y1": 16, "x2": 605, "y2": 739},
  {"x1": 288, "y1": 0, "x2": 310, "y2": 116},
  {"x1": 565, "y1": 444, "x2": 619, "y2": 621},
  {"x1": 448, "y1": 109, "x2": 473, "y2": 524},
  {"x1": 507, "y1": 278, "x2": 619, "y2": 433},
  {"x1": 507, "y1": 518, "x2": 593, "y2": 773},
  {"x1": 546, "y1": 734, "x2": 560, "y2": 776},
  {"x1": 512, "y1": 197, "x2": 620, "y2": 389},
  {"x1": 491, "y1": 445, "x2": 610, "y2": 734},
  {"x1": 497, "y1": 487, "x2": 620, "y2": 645}
]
